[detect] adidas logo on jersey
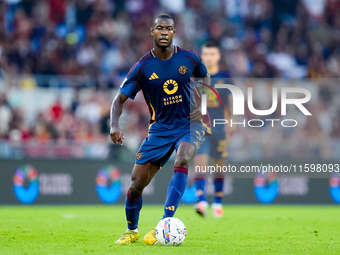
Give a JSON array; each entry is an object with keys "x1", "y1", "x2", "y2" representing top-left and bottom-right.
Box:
[{"x1": 149, "y1": 72, "x2": 159, "y2": 80}]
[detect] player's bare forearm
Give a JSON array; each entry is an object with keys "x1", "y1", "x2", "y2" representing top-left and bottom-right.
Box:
[
  {"x1": 110, "y1": 92, "x2": 128, "y2": 145},
  {"x1": 227, "y1": 94, "x2": 236, "y2": 133},
  {"x1": 189, "y1": 73, "x2": 211, "y2": 121},
  {"x1": 110, "y1": 92, "x2": 127, "y2": 128}
]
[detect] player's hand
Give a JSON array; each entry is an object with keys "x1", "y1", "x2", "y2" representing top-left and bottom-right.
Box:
[
  {"x1": 188, "y1": 107, "x2": 202, "y2": 121},
  {"x1": 110, "y1": 127, "x2": 125, "y2": 145},
  {"x1": 226, "y1": 123, "x2": 236, "y2": 134}
]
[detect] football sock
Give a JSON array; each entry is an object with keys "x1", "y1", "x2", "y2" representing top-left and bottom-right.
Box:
[
  {"x1": 125, "y1": 190, "x2": 142, "y2": 230},
  {"x1": 163, "y1": 166, "x2": 188, "y2": 218},
  {"x1": 213, "y1": 177, "x2": 224, "y2": 204},
  {"x1": 194, "y1": 174, "x2": 207, "y2": 202}
]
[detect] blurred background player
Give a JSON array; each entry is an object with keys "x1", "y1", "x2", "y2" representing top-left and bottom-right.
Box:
[{"x1": 193, "y1": 41, "x2": 234, "y2": 218}]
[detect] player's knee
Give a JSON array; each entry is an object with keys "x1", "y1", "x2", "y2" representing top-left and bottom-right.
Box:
[
  {"x1": 214, "y1": 172, "x2": 225, "y2": 179},
  {"x1": 174, "y1": 154, "x2": 190, "y2": 168},
  {"x1": 129, "y1": 184, "x2": 144, "y2": 198}
]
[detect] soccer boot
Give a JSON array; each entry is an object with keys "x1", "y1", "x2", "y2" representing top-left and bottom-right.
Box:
[
  {"x1": 212, "y1": 203, "x2": 223, "y2": 218},
  {"x1": 194, "y1": 200, "x2": 208, "y2": 217},
  {"x1": 143, "y1": 228, "x2": 158, "y2": 245},
  {"x1": 115, "y1": 229, "x2": 139, "y2": 244}
]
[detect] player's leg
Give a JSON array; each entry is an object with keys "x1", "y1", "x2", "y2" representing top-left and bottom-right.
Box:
[
  {"x1": 163, "y1": 141, "x2": 196, "y2": 218},
  {"x1": 211, "y1": 135, "x2": 229, "y2": 218},
  {"x1": 144, "y1": 142, "x2": 195, "y2": 245},
  {"x1": 193, "y1": 153, "x2": 209, "y2": 216},
  {"x1": 144, "y1": 124, "x2": 203, "y2": 245},
  {"x1": 126, "y1": 162, "x2": 160, "y2": 229},
  {"x1": 212, "y1": 158, "x2": 225, "y2": 218},
  {"x1": 116, "y1": 162, "x2": 160, "y2": 244}
]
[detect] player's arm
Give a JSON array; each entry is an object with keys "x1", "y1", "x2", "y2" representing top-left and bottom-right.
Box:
[
  {"x1": 190, "y1": 52, "x2": 211, "y2": 121},
  {"x1": 110, "y1": 92, "x2": 128, "y2": 145},
  {"x1": 189, "y1": 72, "x2": 211, "y2": 121},
  {"x1": 226, "y1": 94, "x2": 236, "y2": 134},
  {"x1": 110, "y1": 62, "x2": 142, "y2": 145}
]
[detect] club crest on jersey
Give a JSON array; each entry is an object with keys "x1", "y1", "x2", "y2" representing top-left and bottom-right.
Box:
[
  {"x1": 136, "y1": 152, "x2": 142, "y2": 160},
  {"x1": 178, "y1": 66, "x2": 187, "y2": 74},
  {"x1": 163, "y1": 79, "x2": 178, "y2": 95}
]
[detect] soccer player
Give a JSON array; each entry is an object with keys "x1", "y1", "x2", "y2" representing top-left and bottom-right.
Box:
[
  {"x1": 110, "y1": 13, "x2": 210, "y2": 244},
  {"x1": 193, "y1": 41, "x2": 233, "y2": 218}
]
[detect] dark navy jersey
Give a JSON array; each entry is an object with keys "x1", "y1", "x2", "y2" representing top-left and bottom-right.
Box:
[
  {"x1": 119, "y1": 46, "x2": 208, "y2": 131},
  {"x1": 207, "y1": 71, "x2": 233, "y2": 134}
]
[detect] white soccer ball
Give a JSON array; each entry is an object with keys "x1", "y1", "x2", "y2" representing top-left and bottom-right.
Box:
[{"x1": 155, "y1": 217, "x2": 186, "y2": 246}]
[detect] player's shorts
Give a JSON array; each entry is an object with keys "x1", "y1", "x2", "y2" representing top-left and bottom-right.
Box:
[
  {"x1": 196, "y1": 131, "x2": 230, "y2": 159},
  {"x1": 135, "y1": 121, "x2": 205, "y2": 167}
]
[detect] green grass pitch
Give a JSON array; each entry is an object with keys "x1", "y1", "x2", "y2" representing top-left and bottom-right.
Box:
[{"x1": 1, "y1": 205, "x2": 339, "y2": 254}]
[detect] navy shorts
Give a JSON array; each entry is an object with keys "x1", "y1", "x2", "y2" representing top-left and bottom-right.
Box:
[
  {"x1": 196, "y1": 131, "x2": 230, "y2": 159},
  {"x1": 135, "y1": 122, "x2": 205, "y2": 167}
]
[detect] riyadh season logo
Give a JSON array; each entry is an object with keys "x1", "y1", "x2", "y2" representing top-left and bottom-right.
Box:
[
  {"x1": 199, "y1": 82, "x2": 312, "y2": 128},
  {"x1": 13, "y1": 165, "x2": 39, "y2": 204},
  {"x1": 330, "y1": 172, "x2": 340, "y2": 204},
  {"x1": 254, "y1": 172, "x2": 279, "y2": 204},
  {"x1": 96, "y1": 166, "x2": 122, "y2": 204}
]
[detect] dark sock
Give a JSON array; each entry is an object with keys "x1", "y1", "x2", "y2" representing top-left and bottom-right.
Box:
[
  {"x1": 125, "y1": 190, "x2": 142, "y2": 230},
  {"x1": 163, "y1": 166, "x2": 188, "y2": 218},
  {"x1": 194, "y1": 175, "x2": 207, "y2": 202},
  {"x1": 213, "y1": 177, "x2": 224, "y2": 204}
]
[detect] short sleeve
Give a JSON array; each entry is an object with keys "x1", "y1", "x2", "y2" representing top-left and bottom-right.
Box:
[
  {"x1": 118, "y1": 62, "x2": 142, "y2": 100},
  {"x1": 224, "y1": 76, "x2": 234, "y2": 97},
  {"x1": 192, "y1": 54, "x2": 208, "y2": 78},
  {"x1": 215, "y1": 73, "x2": 233, "y2": 103}
]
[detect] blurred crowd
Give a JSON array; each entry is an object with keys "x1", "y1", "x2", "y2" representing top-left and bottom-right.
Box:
[
  {"x1": 0, "y1": 89, "x2": 149, "y2": 151},
  {"x1": 1, "y1": 0, "x2": 340, "y2": 159},
  {"x1": 0, "y1": 90, "x2": 110, "y2": 144},
  {"x1": 0, "y1": 0, "x2": 340, "y2": 80}
]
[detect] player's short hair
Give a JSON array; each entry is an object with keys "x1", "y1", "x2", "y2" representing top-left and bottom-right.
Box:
[
  {"x1": 153, "y1": 13, "x2": 174, "y2": 27},
  {"x1": 202, "y1": 41, "x2": 220, "y2": 49}
]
